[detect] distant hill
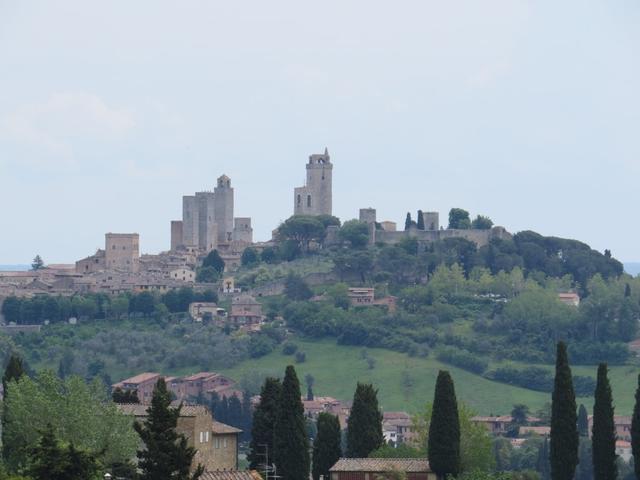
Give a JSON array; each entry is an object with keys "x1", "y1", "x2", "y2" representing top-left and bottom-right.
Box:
[
  {"x1": 625, "y1": 263, "x2": 640, "y2": 276},
  {"x1": 0, "y1": 265, "x2": 29, "y2": 271}
]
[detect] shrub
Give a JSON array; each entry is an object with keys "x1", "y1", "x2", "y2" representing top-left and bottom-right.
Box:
[
  {"x1": 437, "y1": 347, "x2": 488, "y2": 374},
  {"x1": 295, "y1": 351, "x2": 307, "y2": 363},
  {"x1": 282, "y1": 342, "x2": 299, "y2": 355}
]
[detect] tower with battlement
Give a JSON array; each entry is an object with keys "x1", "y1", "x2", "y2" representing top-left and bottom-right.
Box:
[{"x1": 294, "y1": 148, "x2": 333, "y2": 216}]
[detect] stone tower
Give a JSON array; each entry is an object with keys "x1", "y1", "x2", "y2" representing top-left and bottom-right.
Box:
[
  {"x1": 214, "y1": 174, "x2": 234, "y2": 243},
  {"x1": 105, "y1": 233, "x2": 140, "y2": 272},
  {"x1": 294, "y1": 148, "x2": 333, "y2": 216}
]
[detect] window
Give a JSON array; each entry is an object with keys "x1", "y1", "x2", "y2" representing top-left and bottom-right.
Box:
[
  {"x1": 223, "y1": 438, "x2": 228, "y2": 448},
  {"x1": 199, "y1": 432, "x2": 204, "y2": 443},
  {"x1": 214, "y1": 438, "x2": 220, "y2": 449},
  {"x1": 307, "y1": 195, "x2": 311, "y2": 207},
  {"x1": 297, "y1": 194, "x2": 301, "y2": 205},
  {"x1": 205, "y1": 431, "x2": 209, "y2": 442}
]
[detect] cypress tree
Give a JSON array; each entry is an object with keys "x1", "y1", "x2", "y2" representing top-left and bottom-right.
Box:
[
  {"x1": 537, "y1": 436, "x2": 551, "y2": 480},
  {"x1": 592, "y1": 363, "x2": 617, "y2": 480},
  {"x1": 134, "y1": 379, "x2": 203, "y2": 480},
  {"x1": 578, "y1": 404, "x2": 589, "y2": 437},
  {"x1": 312, "y1": 413, "x2": 342, "y2": 480},
  {"x1": 428, "y1": 370, "x2": 461, "y2": 479},
  {"x1": 576, "y1": 438, "x2": 594, "y2": 480},
  {"x1": 241, "y1": 391, "x2": 253, "y2": 442},
  {"x1": 631, "y1": 374, "x2": 640, "y2": 480},
  {"x1": 274, "y1": 366, "x2": 309, "y2": 480},
  {"x1": 550, "y1": 341, "x2": 578, "y2": 480},
  {"x1": 248, "y1": 377, "x2": 282, "y2": 471},
  {"x1": 405, "y1": 213, "x2": 412, "y2": 231},
  {"x1": 346, "y1": 383, "x2": 383, "y2": 458},
  {"x1": 417, "y1": 210, "x2": 425, "y2": 230},
  {"x1": 2, "y1": 353, "x2": 25, "y2": 462}
]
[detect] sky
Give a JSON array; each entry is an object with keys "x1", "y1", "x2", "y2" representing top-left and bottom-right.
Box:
[{"x1": 0, "y1": 1, "x2": 639, "y2": 264}]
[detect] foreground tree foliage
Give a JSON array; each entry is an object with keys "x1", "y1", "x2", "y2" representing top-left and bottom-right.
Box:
[
  {"x1": 428, "y1": 370, "x2": 461, "y2": 478},
  {"x1": 550, "y1": 342, "x2": 578, "y2": 480},
  {"x1": 346, "y1": 383, "x2": 383, "y2": 458},
  {"x1": 26, "y1": 423, "x2": 98, "y2": 480},
  {"x1": 632, "y1": 375, "x2": 640, "y2": 480},
  {"x1": 2, "y1": 354, "x2": 26, "y2": 468},
  {"x1": 591, "y1": 364, "x2": 617, "y2": 480},
  {"x1": 312, "y1": 413, "x2": 342, "y2": 480},
  {"x1": 3, "y1": 370, "x2": 136, "y2": 472},
  {"x1": 134, "y1": 378, "x2": 203, "y2": 480},
  {"x1": 248, "y1": 377, "x2": 282, "y2": 471},
  {"x1": 414, "y1": 401, "x2": 493, "y2": 473},
  {"x1": 274, "y1": 366, "x2": 309, "y2": 480}
]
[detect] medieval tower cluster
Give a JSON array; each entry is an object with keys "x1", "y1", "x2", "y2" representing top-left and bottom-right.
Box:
[
  {"x1": 170, "y1": 174, "x2": 252, "y2": 253},
  {"x1": 293, "y1": 148, "x2": 333, "y2": 216}
]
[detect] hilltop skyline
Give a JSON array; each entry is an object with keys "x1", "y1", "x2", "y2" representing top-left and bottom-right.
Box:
[{"x1": 1, "y1": 1, "x2": 639, "y2": 263}]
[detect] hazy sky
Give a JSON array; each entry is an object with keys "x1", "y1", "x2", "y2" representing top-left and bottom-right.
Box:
[{"x1": 1, "y1": 1, "x2": 639, "y2": 264}]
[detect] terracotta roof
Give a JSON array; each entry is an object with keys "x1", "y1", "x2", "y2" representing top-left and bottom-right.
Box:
[
  {"x1": 116, "y1": 372, "x2": 161, "y2": 385},
  {"x1": 330, "y1": 458, "x2": 431, "y2": 473},
  {"x1": 200, "y1": 471, "x2": 261, "y2": 480},
  {"x1": 212, "y1": 421, "x2": 242, "y2": 434},
  {"x1": 117, "y1": 403, "x2": 209, "y2": 418},
  {"x1": 182, "y1": 372, "x2": 221, "y2": 382},
  {"x1": 383, "y1": 411, "x2": 412, "y2": 420}
]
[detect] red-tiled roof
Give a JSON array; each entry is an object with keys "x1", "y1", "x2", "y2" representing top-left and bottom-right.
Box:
[
  {"x1": 116, "y1": 372, "x2": 161, "y2": 385},
  {"x1": 200, "y1": 471, "x2": 261, "y2": 480},
  {"x1": 330, "y1": 458, "x2": 430, "y2": 473}
]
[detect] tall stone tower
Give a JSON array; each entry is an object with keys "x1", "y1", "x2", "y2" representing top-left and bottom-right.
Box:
[
  {"x1": 294, "y1": 148, "x2": 333, "y2": 216},
  {"x1": 214, "y1": 174, "x2": 234, "y2": 243},
  {"x1": 105, "y1": 233, "x2": 140, "y2": 272}
]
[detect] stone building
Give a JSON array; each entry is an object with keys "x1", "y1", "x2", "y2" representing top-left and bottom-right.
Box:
[
  {"x1": 105, "y1": 233, "x2": 140, "y2": 272},
  {"x1": 117, "y1": 403, "x2": 240, "y2": 472},
  {"x1": 171, "y1": 174, "x2": 252, "y2": 254},
  {"x1": 330, "y1": 459, "x2": 434, "y2": 480},
  {"x1": 294, "y1": 148, "x2": 333, "y2": 216}
]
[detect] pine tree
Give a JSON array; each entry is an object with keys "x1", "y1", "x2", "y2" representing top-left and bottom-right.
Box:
[
  {"x1": 346, "y1": 383, "x2": 383, "y2": 458},
  {"x1": 417, "y1": 210, "x2": 425, "y2": 230},
  {"x1": 592, "y1": 363, "x2": 617, "y2": 480},
  {"x1": 31, "y1": 255, "x2": 44, "y2": 271},
  {"x1": 26, "y1": 423, "x2": 99, "y2": 480},
  {"x1": 134, "y1": 379, "x2": 203, "y2": 480},
  {"x1": 248, "y1": 377, "x2": 282, "y2": 471},
  {"x1": 274, "y1": 366, "x2": 309, "y2": 480},
  {"x1": 312, "y1": 413, "x2": 342, "y2": 480},
  {"x1": 578, "y1": 404, "x2": 589, "y2": 437},
  {"x1": 631, "y1": 375, "x2": 640, "y2": 480},
  {"x1": 550, "y1": 342, "x2": 578, "y2": 480},
  {"x1": 428, "y1": 370, "x2": 461, "y2": 479},
  {"x1": 405, "y1": 213, "x2": 412, "y2": 231},
  {"x1": 2, "y1": 353, "x2": 25, "y2": 462}
]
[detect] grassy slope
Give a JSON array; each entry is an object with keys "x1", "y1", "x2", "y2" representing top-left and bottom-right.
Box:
[{"x1": 220, "y1": 338, "x2": 640, "y2": 415}]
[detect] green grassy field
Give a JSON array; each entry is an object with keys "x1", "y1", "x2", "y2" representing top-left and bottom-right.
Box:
[{"x1": 219, "y1": 338, "x2": 640, "y2": 415}]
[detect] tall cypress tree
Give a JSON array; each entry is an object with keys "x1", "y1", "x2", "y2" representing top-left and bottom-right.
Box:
[
  {"x1": 417, "y1": 210, "x2": 425, "y2": 230},
  {"x1": 631, "y1": 375, "x2": 640, "y2": 480},
  {"x1": 537, "y1": 436, "x2": 551, "y2": 480},
  {"x1": 312, "y1": 413, "x2": 342, "y2": 480},
  {"x1": 428, "y1": 370, "x2": 460, "y2": 479},
  {"x1": 248, "y1": 377, "x2": 282, "y2": 471},
  {"x1": 592, "y1": 363, "x2": 617, "y2": 480},
  {"x1": 405, "y1": 213, "x2": 412, "y2": 231},
  {"x1": 274, "y1": 366, "x2": 309, "y2": 480},
  {"x1": 550, "y1": 342, "x2": 578, "y2": 480},
  {"x1": 346, "y1": 383, "x2": 383, "y2": 458},
  {"x1": 134, "y1": 379, "x2": 203, "y2": 480},
  {"x1": 2, "y1": 353, "x2": 25, "y2": 462},
  {"x1": 578, "y1": 404, "x2": 589, "y2": 437}
]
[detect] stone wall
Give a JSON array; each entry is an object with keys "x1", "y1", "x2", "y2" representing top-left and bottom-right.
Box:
[{"x1": 375, "y1": 226, "x2": 511, "y2": 248}]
